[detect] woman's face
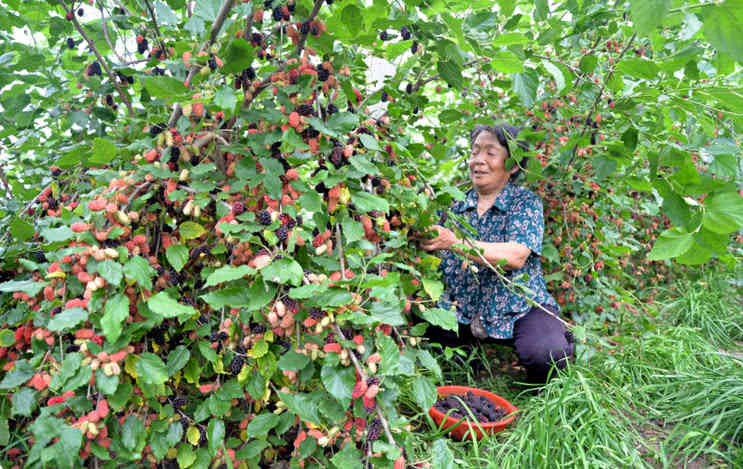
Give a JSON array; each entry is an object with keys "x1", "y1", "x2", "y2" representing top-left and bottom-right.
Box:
[{"x1": 468, "y1": 131, "x2": 517, "y2": 194}]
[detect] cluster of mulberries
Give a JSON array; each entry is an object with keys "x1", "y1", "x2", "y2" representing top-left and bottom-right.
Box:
[
  {"x1": 258, "y1": 209, "x2": 272, "y2": 226},
  {"x1": 229, "y1": 355, "x2": 244, "y2": 375},
  {"x1": 366, "y1": 418, "x2": 382, "y2": 441}
]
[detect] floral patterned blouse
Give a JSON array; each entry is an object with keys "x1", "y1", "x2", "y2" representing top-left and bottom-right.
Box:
[{"x1": 438, "y1": 183, "x2": 559, "y2": 339}]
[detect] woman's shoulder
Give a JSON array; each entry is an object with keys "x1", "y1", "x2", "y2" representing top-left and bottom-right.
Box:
[{"x1": 508, "y1": 184, "x2": 542, "y2": 207}]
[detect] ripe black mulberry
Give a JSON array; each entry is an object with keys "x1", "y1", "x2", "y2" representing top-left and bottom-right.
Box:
[
  {"x1": 379, "y1": 31, "x2": 388, "y2": 41},
  {"x1": 317, "y1": 66, "x2": 330, "y2": 82},
  {"x1": 275, "y1": 225, "x2": 289, "y2": 242},
  {"x1": 400, "y1": 26, "x2": 412, "y2": 40},
  {"x1": 67, "y1": 38, "x2": 75, "y2": 49},
  {"x1": 258, "y1": 210, "x2": 272, "y2": 226},
  {"x1": 229, "y1": 355, "x2": 244, "y2": 375},
  {"x1": 137, "y1": 38, "x2": 149, "y2": 55}
]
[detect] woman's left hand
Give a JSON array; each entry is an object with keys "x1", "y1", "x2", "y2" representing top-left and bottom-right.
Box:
[{"x1": 419, "y1": 225, "x2": 459, "y2": 251}]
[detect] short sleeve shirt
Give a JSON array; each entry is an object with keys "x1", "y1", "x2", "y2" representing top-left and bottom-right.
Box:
[{"x1": 438, "y1": 183, "x2": 559, "y2": 339}]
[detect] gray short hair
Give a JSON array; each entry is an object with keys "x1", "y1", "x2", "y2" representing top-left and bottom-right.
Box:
[{"x1": 470, "y1": 124, "x2": 529, "y2": 182}]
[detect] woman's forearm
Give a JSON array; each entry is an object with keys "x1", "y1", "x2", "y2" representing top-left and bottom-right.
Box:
[{"x1": 452, "y1": 239, "x2": 531, "y2": 270}]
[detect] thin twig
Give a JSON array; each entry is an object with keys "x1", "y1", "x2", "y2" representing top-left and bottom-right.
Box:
[
  {"x1": 98, "y1": 3, "x2": 126, "y2": 63},
  {"x1": 142, "y1": 0, "x2": 168, "y2": 55},
  {"x1": 168, "y1": 0, "x2": 237, "y2": 127},
  {"x1": 57, "y1": 0, "x2": 134, "y2": 117}
]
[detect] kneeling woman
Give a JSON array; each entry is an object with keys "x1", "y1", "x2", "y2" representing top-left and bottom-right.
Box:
[{"x1": 418, "y1": 124, "x2": 573, "y2": 384}]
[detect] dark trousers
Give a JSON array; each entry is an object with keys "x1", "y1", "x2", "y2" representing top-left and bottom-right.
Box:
[{"x1": 425, "y1": 305, "x2": 574, "y2": 383}]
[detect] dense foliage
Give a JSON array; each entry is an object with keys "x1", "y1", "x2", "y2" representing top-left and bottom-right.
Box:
[{"x1": 0, "y1": 0, "x2": 742, "y2": 467}]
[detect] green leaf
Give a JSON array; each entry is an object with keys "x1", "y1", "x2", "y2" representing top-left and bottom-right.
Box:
[
  {"x1": 542, "y1": 61, "x2": 565, "y2": 92},
  {"x1": 0, "y1": 417, "x2": 9, "y2": 446},
  {"x1": 616, "y1": 57, "x2": 660, "y2": 80},
  {"x1": 341, "y1": 5, "x2": 362, "y2": 37},
  {"x1": 97, "y1": 259, "x2": 123, "y2": 286},
  {"x1": 289, "y1": 283, "x2": 328, "y2": 299},
  {"x1": 437, "y1": 60, "x2": 463, "y2": 89},
  {"x1": 167, "y1": 345, "x2": 191, "y2": 376},
  {"x1": 534, "y1": 0, "x2": 549, "y2": 21},
  {"x1": 0, "y1": 360, "x2": 34, "y2": 390},
  {"x1": 11, "y1": 387, "x2": 38, "y2": 417},
  {"x1": 144, "y1": 76, "x2": 187, "y2": 99},
  {"x1": 512, "y1": 71, "x2": 538, "y2": 108},
  {"x1": 246, "y1": 413, "x2": 280, "y2": 438},
  {"x1": 330, "y1": 443, "x2": 363, "y2": 468},
  {"x1": 10, "y1": 217, "x2": 34, "y2": 241},
  {"x1": 647, "y1": 227, "x2": 694, "y2": 260},
  {"x1": 207, "y1": 419, "x2": 225, "y2": 455},
  {"x1": 630, "y1": 0, "x2": 671, "y2": 36},
  {"x1": 214, "y1": 86, "x2": 237, "y2": 112},
  {"x1": 200, "y1": 286, "x2": 251, "y2": 309},
  {"x1": 246, "y1": 372, "x2": 265, "y2": 400},
  {"x1": 321, "y1": 365, "x2": 355, "y2": 407},
  {"x1": 492, "y1": 32, "x2": 529, "y2": 46},
  {"x1": 89, "y1": 137, "x2": 117, "y2": 165},
  {"x1": 490, "y1": 51, "x2": 525, "y2": 73},
  {"x1": 703, "y1": 1, "x2": 743, "y2": 64},
  {"x1": 122, "y1": 415, "x2": 145, "y2": 451},
  {"x1": 0, "y1": 329, "x2": 14, "y2": 347},
  {"x1": 154, "y1": 1, "x2": 179, "y2": 25},
  {"x1": 420, "y1": 307, "x2": 458, "y2": 332},
  {"x1": 42, "y1": 226, "x2": 74, "y2": 243},
  {"x1": 136, "y1": 353, "x2": 169, "y2": 384},
  {"x1": 95, "y1": 370, "x2": 119, "y2": 395},
  {"x1": 0, "y1": 279, "x2": 46, "y2": 296},
  {"x1": 147, "y1": 291, "x2": 197, "y2": 319},
  {"x1": 222, "y1": 38, "x2": 255, "y2": 74},
  {"x1": 166, "y1": 244, "x2": 189, "y2": 272},
  {"x1": 277, "y1": 351, "x2": 310, "y2": 371},
  {"x1": 101, "y1": 294, "x2": 130, "y2": 343},
  {"x1": 48, "y1": 307, "x2": 88, "y2": 332},
  {"x1": 359, "y1": 133, "x2": 382, "y2": 151},
  {"x1": 422, "y1": 278, "x2": 444, "y2": 301},
  {"x1": 377, "y1": 334, "x2": 400, "y2": 375},
  {"x1": 417, "y1": 349, "x2": 443, "y2": 380},
  {"x1": 179, "y1": 221, "x2": 206, "y2": 239},
  {"x1": 204, "y1": 265, "x2": 253, "y2": 287},
  {"x1": 261, "y1": 258, "x2": 303, "y2": 286},
  {"x1": 177, "y1": 443, "x2": 196, "y2": 468},
  {"x1": 412, "y1": 376, "x2": 437, "y2": 411},
  {"x1": 432, "y1": 439, "x2": 455, "y2": 469},
  {"x1": 439, "y1": 109, "x2": 466, "y2": 123},
  {"x1": 124, "y1": 256, "x2": 156, "y2": 290},
  {"x1": 702, "y1": 191, "x2": 743, "y2": 233},
  {"x1": 351, "y1": 191, "x2": 389, "y2": 213}
]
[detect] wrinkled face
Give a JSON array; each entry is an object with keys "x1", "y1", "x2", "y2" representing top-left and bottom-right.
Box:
[{"x1": 468, "y1": 131, "x2": 517, "y2": 193}]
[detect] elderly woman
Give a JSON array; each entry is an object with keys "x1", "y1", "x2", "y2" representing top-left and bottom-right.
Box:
[{"x1": 419, "y1": 124, "x2": 573, "y2": 384}]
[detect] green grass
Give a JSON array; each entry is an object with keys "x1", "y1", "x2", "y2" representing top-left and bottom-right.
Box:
[{"x1": 406, "y1": 262, "x2": 743, "y2": 469}]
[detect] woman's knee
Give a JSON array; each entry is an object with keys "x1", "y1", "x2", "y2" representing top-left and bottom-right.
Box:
[{"x1": 517, "y1": 338, "x2": 572, "y2": 371}]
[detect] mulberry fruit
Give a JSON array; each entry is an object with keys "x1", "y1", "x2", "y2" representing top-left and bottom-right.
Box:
[
  {"x1": 137, "y1": 38, "x2": 149, "y2": 55},
  {"x1": 400, "y1": 26, "x2": 411, "y2": 40},
  {"x1": 381, "y1": 91, "x2": 389, "y2": 102},
  {"x1": 150, "y1": 123, "x2": 166, "y2": 136},
  {"x1": 233, "y1": 201, "x2": 245, "y2": 215},
  {"x1": 276, "y1": 225, "x2": 289, "y2": 242},
  {"x1": 208, "y1": 56, "x2": 217, "y2": 71},
  {"x1": 411, "y1": 41, "x2": 419, "y2": 54},
  {"x1": 66, "y1": 38, "x2": 75, "y2": 49},
  {"x1": 406, "y1": 83, "x2": 413, "y2": 94},
  {"x1": 88, "y1": 61, "x2": 102, "y2": 76},
  {"x1": 272, "y1": 6, "x2": 282, "y2": 21},
  {"x1": 327, "y1": 103, "x2": 339, "y2": 115},
  {"x1": 300, "y1": 22, "x2": 310, "y2": 35},
  {"x1": 252, "y1": 323, "x2": 267, "y2": 334},
  {"x1": 77, "y1": 8, "x2": 84, "y2": 16},
  {"x1": 367, "y1": 419, "x2": 382, "y2": 441},
  {"x1": 317, "y1": 67, "x2": 330, "y2": 82},
  {"x1": 309, "y1": 308, "x2": 324, "y2": 319},
  {"x1": 379, "y1": 31, "x2": 388, "y2": 41},
  {"x1": 229, "y1": 355, "x2": 244, "y2": 375},
  {"x1": 296, "y1": 103, "x2": 314, "y2": 116},
  {"x1": 172, "y1": 396, "x2": 188, "y2": 410},
  {"x1": 258, "y1": 209, "x2": 272, "y2": 225}
]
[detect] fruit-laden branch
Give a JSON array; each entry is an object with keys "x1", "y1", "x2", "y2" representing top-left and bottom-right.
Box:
[
  {"x1": 57, "y1": 0, "x2": 134, "y2": 117},
  {"x1": 168, "y1": 0, "x2": 237, "y2": 127},
  {"x1": 567, "y1": 32, "x2": 636, "y2": 168},
  {"x1": 98, "y1": 3, "x2": 126, "y2": 64},
  {"x1": 334, "y1": 224, "x2": 396, "y2": 446},
  {"x1": 241, "y1": 0, "x2": 325, "y2": 110},
  {"x1": 142, "y1": 0, "x2": 168, "y2": 57}
]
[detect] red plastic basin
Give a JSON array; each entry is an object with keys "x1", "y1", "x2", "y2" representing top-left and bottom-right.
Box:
[{"x1": 428, "y1": 385, "x2": 518, "y2": 441}]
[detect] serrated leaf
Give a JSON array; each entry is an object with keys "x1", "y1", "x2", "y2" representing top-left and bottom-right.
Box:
[
  {"x1": 616, "y1": 57, "x2": 660, "y2": 80},
  {"x1": 647, "y1": 227, "x2": 694, "y2": 260},
  {"x1": 10, "y1": 217, "x2": 34, "y2": 241},
  {"x1": 630, "y1": 0, "x2": 671, "y2": 36},
  {"x1": 288, "y1": 283, "x2": 328, "y2": 299},
  {"x1": 214, "y1": 86, "x2": 237, "y2": 112},
  {"x1": 186, "y1": 426, "x2": 201, "y2": 446},
  {"x1": 512, "y1": 71, "x2": 538, "y2": 108},
  {"x1": 702, "y1": 191, "x2": 743, "y2": 233},
  {"x1": 178, "y1": 442, "x2": 197, "y2": 466},
  {"x1": 277, "y1": 351, "x2": 310, "y2": 371},
  {"x1": 204, "y1": 265, "x2": 253, "y2": 287},
  {"x1": 321, "y1": 365, "x2": 355, "y2": 407},
  {"x1": 97, "y1": 259, "x2": 123, "y2": 286},
  {"x1": 490, "y1": 51, "x2": 524, "y2": 73},
  {"x1": 341, "y1": 4, "x2": 362, "y2": 37},
  {"x1": 89, "y1": 137, "x2": 117, "y2": 165},
  {"x1": 147, "y1": 291, "x2": 197, "y2": 319},
  {"x1": 351, "y1": 191, "x2": 389, "y2": 213},
  {"x1": 417, "y1": 349, "x2": 442, "y2": 380},
  {"x1": 11, "y1": 387, "x2": 38, "y2": 417},
  {"x1": 249, "y1": 339, "x2": 268, "y2": 359},
  {"x1": 422, "y1": 278, "x2": 444, "y2": 301},
  {"x1": 101, "y1": 294, "x2": 130, "y2": 343},
  {"x1": 144, "y1": 76, "x2": 188, "y2": 99},
  {"x1": 432, "y1": 439, "x2": 455, "y2": 469},
  {"x1": 703, "y1": 1, "x2": 743, "y2": 63},
  {"x1": 122, "y1": 415, "x2": 144, "y2": 451},
  {"x1": 166, "y1": 244, "x2": 189, "y2": 272},
  {"x1": 542, "y1": 60, "x2": 565, "y2": 93},
  {"x1": 179, "y1": 221, "x2": 206, "y2": 239},
  {"x1": 261, "y1": 257, "x2": 303, "y2": 286},
  {"x1": 48, "y1": 307, "x2": 88, "y2": 332},
  {"x1": 412, "y1": 376, "x2": 437, "y2": 411},
  {"x1": 136, "y1": 353, "x2": 169, "y2": 384},
  {"x1": 0, "y1": 279, "x2": 46, "y2": 296},
  {"x1": 358, "y1": 133, "x2": 382, "y2": 151},
  {"x1": 42, "y1": 226, "x2": 74, "y2": 243},
  {"x1": 124, "y1": 256, "x2": 156, "y2": 290},
  {"x1": 331, "y1": 443, "x2": 363, "y2": 468},
  {"x1": 0, "y1": 360, "x2": 35, "y2": 390},
  {"x1": 246, "y1": 413, "x2": 280, "y2": 438},
  {"x1": 492, "y1": 32, "x2": 529, "y2": 46},
  {"x1": 437, "y1": 60, "x2": 463, "y2": 89},
  {"x1": 207, "y1": 419, "x2": 225, "y2": 455},
  {"x1": 420, "y1": 307, "x2": 457, "y2": 332},
  {"x1": 167, "y1": 345, "x2": 190, "y2": 376},
  {"x1": 222, "y1": 38, "x2": 255, "y2": 74}
]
